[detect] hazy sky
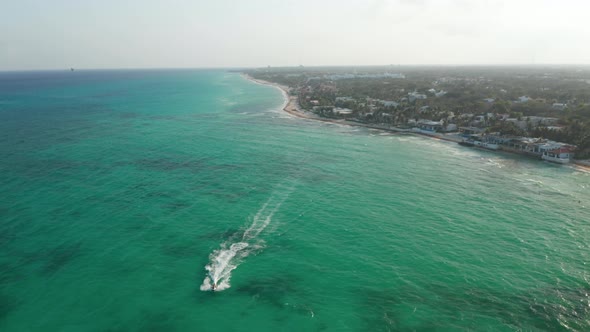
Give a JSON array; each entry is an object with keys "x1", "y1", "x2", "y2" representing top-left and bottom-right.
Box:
[{"x1": 2, "y1": 0, "x2": 589, "y2": 70}]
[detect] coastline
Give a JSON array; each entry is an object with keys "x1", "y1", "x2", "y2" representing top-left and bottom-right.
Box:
[
  {"x1": 242, "y1": 74, "x2": 453, "y2": 135},
  {"x1": 240, "y1": 74, "x2": 348, "y2": 121},
  {"x1": 242, "y1": 74, "x2": 590, "y2": 171}
]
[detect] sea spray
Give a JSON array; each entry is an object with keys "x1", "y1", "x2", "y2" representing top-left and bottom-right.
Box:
[{"x1": 200, "y1": 183, "x2": 294, "y2": 291}]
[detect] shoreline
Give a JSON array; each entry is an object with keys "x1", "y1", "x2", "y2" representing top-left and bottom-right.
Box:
[
  {"x1": 242, "y1": 74, "x2": 590, "y2": 171},
  {"x1": 242, "y1": 74, "x2": 349, "y2": 123}
]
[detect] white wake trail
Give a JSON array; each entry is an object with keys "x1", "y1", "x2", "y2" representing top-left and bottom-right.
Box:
[{"x1": 200, "y1": 184, "x2": 293, "y2": 292}]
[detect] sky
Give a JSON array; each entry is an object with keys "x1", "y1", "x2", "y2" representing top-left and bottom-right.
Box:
[{"x1": 1, "y1": 0, "x2": 589, "y2": 70}]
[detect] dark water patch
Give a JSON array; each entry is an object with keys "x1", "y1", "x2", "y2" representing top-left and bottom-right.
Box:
[
  {"x1": 133, "y1": 158, "x2": 210, "y2": 173},
  {"x1": 0, "y1": 292, "x2": 19, "y2": 321},
  {"x1": 162, "y1": 200, "x2": 192, "y2": 212},
  {"x1": 207, "y1": 189, "x2": 251, "y2": 203},
  {"x1": 148, "y1": 115, "x2": 177, "y2": 121},
  {"x1": 282, "y1": 302, "x2": 317, "y2": 319},
  {"x1": 298, "y1": 172, "x2": 337, "y2": 187},
  {"x1": 201, "y1": 180, "x2": 263, "y2": 203},
  {"x1": 118, "y1": 112, "x2": 138, "y2": 119},
  {"x1": 235, "y1": 274, "x2": 301, "y2": 308},
  {"x1": 0, "y1": 108, "x2": 107, "y2": 152},
  {"x1": 0, "y1": 226, "x2": 16, "y2": 247},
  {"x1": 4, "y1": 158, "x2": 103, "y2": 180},
  {"x1": 161, "y1": 243, "x2": 198, "y2": 258},
  {"x1": 48, "y1": 205, "x2": 85, "y2": 222},
  {"x1": 127, "y1": 181, "x2": 157, "y2": 190},
  {"x1": 208, "y1": 163, "x2": 244, "y2": 171},
  {"x1": 316, "y1": 322, "x2": 330, "y2": 331},
  {"x1": 41, "y1": 242, "x2": 83, "y2": 275},
  {"x1": 0, "y1": 262, "x2": 24, "y2": 285},
  {"x1": 136, "y1": 310, "x2": 179, "y2": 332},
  {"x1": 359, "y1": 288, "x2": 405, "y2": 331},
  {"x1": 358, "y1": 286, "x2": 509, "y2": 331},
  {"x1": 190, "y1": 113, "x2": 219, "y2": 119},
  {"x1": 90, "y1": 89, "x2": 130, "y2": 99},
  {"x1": 21, "y1": 242, "x2": 84, "y2": 276},
  {"x1": 364, "y1": 282, "x2": 590, "y2": 331},
  {"x1": 144, "y1": 191, "x2": 174, "y2": 199},
  {"x1": 117, "y1": 181, "x2": 158, "y2": 200},
  {"x1": 526, "y1": 286, "x2": 590, "y2": 331},
  {"x1": 160, "y1": 238, "x2": 203, "y2": 259},
  {"x1": 121, "y1": 214, "x2": 154, "y2": 232},
  {"x1": 445, "y1": 285, "x2": 590, "y2": 331},
  {"x1": 196, "y1": 228, "x2": 243, "y2": 242},
  {"x1": 104, "y1": 309, "x2": 180, "y2": 332},
  {"x1": 456, "y1": 287, "x2": 525, "y2": 328},
  {"x1": 260, "y1": 237, "x2": 297, "y2": 256},
  {"x1": 102, "y1": 323, "x2": 127, "y2": 332}
]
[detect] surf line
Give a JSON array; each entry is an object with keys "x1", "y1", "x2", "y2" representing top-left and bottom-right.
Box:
[{"x1": 200, "y1": 182, "x2": 294, "y2": 292}]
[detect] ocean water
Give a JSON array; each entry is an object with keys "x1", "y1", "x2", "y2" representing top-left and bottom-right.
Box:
[{"x1": 1, "y1": 69, "x2": 589, "y2": 331}]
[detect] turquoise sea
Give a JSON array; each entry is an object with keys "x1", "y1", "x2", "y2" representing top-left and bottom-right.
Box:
[{"x1": 1, "y1": 69, "x2": 589, "y2": 331}]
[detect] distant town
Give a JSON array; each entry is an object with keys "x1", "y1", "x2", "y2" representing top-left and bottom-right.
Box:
[{"x1": 244, "y1": 66, "x2": 590, "y2": 166}]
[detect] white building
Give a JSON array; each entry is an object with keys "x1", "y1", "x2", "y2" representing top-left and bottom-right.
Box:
[
  {"x1": 378, "y1": 100, "x2": 399, "y2": 107},
  {"x1": 333, "y1": 108, "x2": 354, "y2": 115},
  {"x1": 327, "y1": 73, "x2": 405, "y2": 80},
  {"x1": 336, "y1": 96, "x2": 354, "y2": 102},
  {"x1": 408, "y1": 92, "x2": 427, "y2": 102}
]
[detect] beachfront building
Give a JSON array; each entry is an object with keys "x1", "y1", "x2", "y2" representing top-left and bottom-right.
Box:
[
  {"x1": 542, "y1": 146, "x2": 575, "y2": 164},
  {"x1": 459, "y1": 126, "x2": 484, "y2": 137},
  {"x1": 413, "y1": 120, "x2": 443, "y2": 133},
  {"x1": 443, "y1": 123, "x2": 458, "y2": 132},
  {"x1": 333, "y1": 108, "x2": 354, "y2": 116},
  {"x1": 500, "y1": 137, "x2": 575, "y2": 162},
  {"x1": 502, "y1": 137, "x2": 545, "y2": 155}
]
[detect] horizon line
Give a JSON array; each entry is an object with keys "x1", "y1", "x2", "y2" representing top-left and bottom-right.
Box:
[{"x1": 2, "y1": 63, "x2": 590, "y2": 72}]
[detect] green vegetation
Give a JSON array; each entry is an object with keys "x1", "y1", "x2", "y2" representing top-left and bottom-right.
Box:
[{"x1": 246, "y1": 66, "x2": 590, "y2": 159}]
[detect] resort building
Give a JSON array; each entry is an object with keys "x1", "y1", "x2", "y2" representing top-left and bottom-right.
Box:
[
  {"x1": 413, "y1": 120, "x2": 443, "y2": 133},
  {"x1": 459, "y1": 127, "x2": 485, "y2": 136},
  {"x1": 333, "y1": 108, "x2": 354, "y2": 116},
  {"x1": 542, "y1": 146, "x2": 575, "y2": 164},
  {"x1": 516, "y1": 96, "x2": 531, "y2": 103},
  {"x1": 500, "y1": 137, "x2": 575, "y2": 163}
]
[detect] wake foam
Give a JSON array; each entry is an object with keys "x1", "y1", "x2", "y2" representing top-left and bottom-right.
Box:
[{"x1": 200, "y1": 184, "x2": 293, "y2": 291}]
